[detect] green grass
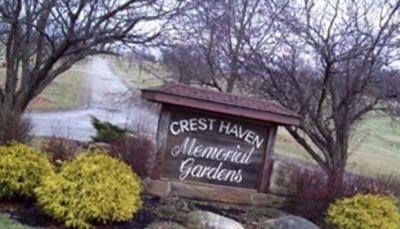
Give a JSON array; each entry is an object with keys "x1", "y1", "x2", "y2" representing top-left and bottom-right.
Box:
[
  {"x1": 27, "y1": 68, "x2": 85, "y2": 111},
  {"x1": 0, "y1": 63, "x2": 86, "y2": 111},
  {"x1": 275, "y1": 115, "x2": 400, "y2": 177},
  {"x1": 0, "y1": 214, "x2": 35, "y2": 229},
  {"x1": 275, "y1": 131, "x2": 310, "y2": 161},
  {"x1": 109, "y1": 57, "x2": 167, "y2": 89}
]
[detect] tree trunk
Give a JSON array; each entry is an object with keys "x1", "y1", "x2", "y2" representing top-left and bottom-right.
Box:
[
  {"x1": 0, "y1": 90, "x2": 29, "y2": 114},
  {"x1": 326, "y1": 118, "x2": 349, "y2": 199},
  {"x1": 226, "y1": 72, "x2": 239, "y2": 93},
  {"x1": 326, "y1": 164, "x2": 345, "y2": 200},
  {"x1": 1, "y1": 97, "x2": 16, "y2": 113}
]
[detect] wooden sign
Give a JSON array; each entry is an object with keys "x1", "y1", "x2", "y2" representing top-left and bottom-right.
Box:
[
  {"x1": 142, "y1": 83, "x2": 299, "y2": 204},
  {"x1": 159, "y1": 106, "x2": 270, "y2": 189}
]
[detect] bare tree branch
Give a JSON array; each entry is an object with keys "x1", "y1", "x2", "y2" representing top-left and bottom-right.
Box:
[{"x1": 0, "y1": 0, "x2": 186, "y2": 112}]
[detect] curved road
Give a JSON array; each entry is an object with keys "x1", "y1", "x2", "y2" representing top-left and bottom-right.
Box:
[{"x1": 27, "y1": 57, "x2": 159, "y2": 141}]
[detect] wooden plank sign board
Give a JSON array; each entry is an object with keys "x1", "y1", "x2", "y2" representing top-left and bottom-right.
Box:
[
  {"x1": 142, "y1": 84, "x2": 299, "y2": 203},
  {"x1": 161, "y1": 106, "x2": 270, "y2": 189}
]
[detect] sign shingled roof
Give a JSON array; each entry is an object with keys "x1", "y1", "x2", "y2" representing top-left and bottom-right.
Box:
[{"x1": 141, "y1": 83, "x2": 300, "y2": 126}]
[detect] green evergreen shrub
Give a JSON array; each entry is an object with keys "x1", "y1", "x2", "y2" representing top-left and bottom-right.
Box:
[
  {"x1": 326, "y1": 193, "x2": 400, "y2": 229},
  {"x1": 0, "y1": 143, "x2": 53, "y2": 199},
  {"x1": 91, "y1": 116, "x2": 129, "y2": 142},
  {"x1": 35, "y1": 149, "x2": 142, "y2": 228}
]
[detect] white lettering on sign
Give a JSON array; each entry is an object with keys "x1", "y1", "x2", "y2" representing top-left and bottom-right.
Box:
[
  {"x1": 219, "y1": 121, "x2": 264, "y2": 148},
  {"x1": 171, "y1": 137, "x2": 254, "y2": 164},
  {"x1": 168, "y1": 118, "x2": 265, "y2": 184},
  {"x1": 170, "y1": 118, "x2": 264, "y2": 149},
  {"x1": 179, "y1": 158, "x2": 243, "y2": 183},
  {"x1": 170, "y1": 118, "x2": 217, "y2": 135}
]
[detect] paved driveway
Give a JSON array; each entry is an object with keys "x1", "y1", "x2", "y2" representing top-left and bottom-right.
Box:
[{"x1": 28, "y1": 57, "x2": 159, "y2": 141}]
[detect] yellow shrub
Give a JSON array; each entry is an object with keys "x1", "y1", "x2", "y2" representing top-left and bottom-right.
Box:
[
  {"x1": 0, "y1": 143, "x2": 53, "y2": 199},
  {"x1": 326, "y1": 193, "x2": 400, "y2": 229},
  {"x1": 35, "y1": 150, "x2": 142, "y2": 229}
]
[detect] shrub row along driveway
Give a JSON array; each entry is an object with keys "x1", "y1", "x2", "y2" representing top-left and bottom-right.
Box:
[{"x1": 27, "y1": 57, "x2": 158, "y2": 141}]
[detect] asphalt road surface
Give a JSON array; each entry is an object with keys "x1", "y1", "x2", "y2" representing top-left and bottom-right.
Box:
[{"x1": 28, "y1": 57, "x2": 159, "y2": 141}]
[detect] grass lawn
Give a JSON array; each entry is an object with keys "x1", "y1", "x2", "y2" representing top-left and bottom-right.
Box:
[
  {"x1": 275, "y1": 114, "x2": 400, "y2": 177},
  {"x1": 27, "y1": 68, "x2": 86, "y2": 111},
  {"x1": 0, "y1": 63, "x2": 86, "y2": 111},
  {"x1": 109, "y1": 57, "x2": 167, "y2": 89},
  {"x1": 0, "y1": 214, "x2": 35, "y2": 229}
]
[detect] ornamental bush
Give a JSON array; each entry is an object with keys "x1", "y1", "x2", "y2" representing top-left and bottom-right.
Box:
[
  {"x1": 108, "y1": 135, "x2": 155, "y2": 178},
  {"x1": 0, "y1": 143, "x2": 53, "y2": 199},
  {"x1": 326, "y1": 193, "x2": 400, "y2": 229},
  {"x1": 35, "y1": 150, "x2": 142, "y2": 229}
]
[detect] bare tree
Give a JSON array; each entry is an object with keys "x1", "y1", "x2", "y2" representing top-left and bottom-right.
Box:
[
  {"x1": 0, "y1": 0, "x2": 184, "y2": 113},
  {"x1": 163, "y1": 0, "x2": 279, "y2": 93},
  {"x1": 162, "y1": 44, "x2": 214, "y2": 84},
  {"x1": 247, "y1": 0, "x2": 400, "y2": 193}
]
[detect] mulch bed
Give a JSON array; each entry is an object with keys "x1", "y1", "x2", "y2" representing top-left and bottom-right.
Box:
[
  {"x1": 0, "y1": 195, "x2": 287, "y2": 228},
  {"x1": 0, "y1": 196, "x2": 160, "y2": 228}
]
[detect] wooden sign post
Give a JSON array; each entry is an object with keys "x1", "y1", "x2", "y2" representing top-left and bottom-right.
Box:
[{"x1": 142, "y1": 83, "x2": 300, "y2": 205}]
